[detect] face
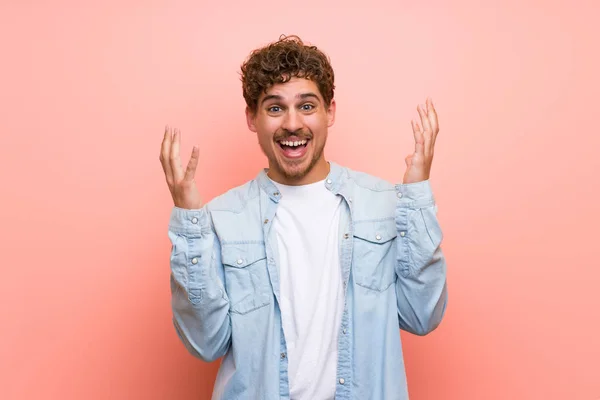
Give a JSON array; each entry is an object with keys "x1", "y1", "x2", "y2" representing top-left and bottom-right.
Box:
[{"x1": 246, "y1": 77, "x2": 336, "y2": 185}]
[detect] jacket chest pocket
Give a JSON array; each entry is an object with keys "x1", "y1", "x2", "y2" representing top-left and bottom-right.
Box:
[
  {"x1": 221, "y1": 243, "x2": 272, "y2": 315},
  {"x1": 352, "y1": 220, "x2": 397, "y2": 292}
]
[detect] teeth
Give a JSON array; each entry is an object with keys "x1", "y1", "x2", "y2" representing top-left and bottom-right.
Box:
[{"x1": 281, "y1": 139, "x2": 307, "y2": 147}]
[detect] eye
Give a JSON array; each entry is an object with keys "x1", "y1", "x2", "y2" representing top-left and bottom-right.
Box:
[
  {"x1": 268, "y1": 106, "x2": 281, "y2": 113},
  {"x1": 301, "y1": 104, "x2": 315, "y2": 111}
]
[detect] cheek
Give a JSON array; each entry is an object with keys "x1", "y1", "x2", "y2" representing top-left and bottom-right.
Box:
[
  {"x1": 306, "y1": 117, "x2": 328, "y2": 136},
  {"x1": 256, "y1": 119, "x2": 279, "y2": 136},
  {"x1": 257, "y1": 130, "x2": 275, "y2": 151}
]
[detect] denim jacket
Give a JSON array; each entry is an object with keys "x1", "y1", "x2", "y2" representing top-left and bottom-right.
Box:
[{"x1": 168, "y1": 161, "x2": 448, "y2": 400}]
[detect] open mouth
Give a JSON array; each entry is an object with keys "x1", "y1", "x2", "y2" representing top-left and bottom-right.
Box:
[{"x1": 277, "y1": 139, "x2": 310, "y2": 159}]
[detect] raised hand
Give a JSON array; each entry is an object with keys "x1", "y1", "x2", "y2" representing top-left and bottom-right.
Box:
[
  {"x1": 159, "y1": 126, "x2": 203, "y2": 209},
  {"x1": 403, "y1": 97, "x2": 439, "y2": 184}
]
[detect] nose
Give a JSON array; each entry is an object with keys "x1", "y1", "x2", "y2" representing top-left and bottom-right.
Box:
[{"x1": 281, "y1": 108, "x2": 303, "y2": 133}]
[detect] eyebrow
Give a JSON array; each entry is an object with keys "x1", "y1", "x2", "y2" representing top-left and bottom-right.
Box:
[{"x1": 260, "y1": 92, "x2": 321, "y2": 106}]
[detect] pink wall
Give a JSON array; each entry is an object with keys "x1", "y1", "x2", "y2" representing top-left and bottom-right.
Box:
[{"x1": 1, "y1": 1, "x2": 599, "y2": 399}]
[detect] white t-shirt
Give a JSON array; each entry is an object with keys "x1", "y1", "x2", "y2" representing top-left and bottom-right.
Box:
[
  {"x1": 211, "y1": 179, "x2": 345, "y2": 400},
  {"x1": 271, "y1": 178, "x2": 345, "y2": 400}
]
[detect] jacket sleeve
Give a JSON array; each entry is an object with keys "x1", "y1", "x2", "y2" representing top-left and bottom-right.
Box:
[
  {"x1": 168, "y1": 205, "x2": 231, "y2": 362},
  {"x1": 394, "y1": 180, "x2": 448, "y2": 336}
]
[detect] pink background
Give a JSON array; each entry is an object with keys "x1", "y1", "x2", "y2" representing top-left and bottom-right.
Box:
[{"x1": 1, "y1": 1, "x2": 599, "y2": 399}]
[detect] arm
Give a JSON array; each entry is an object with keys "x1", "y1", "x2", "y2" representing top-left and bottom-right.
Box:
[
  {"x1": 159, "y1": 126, "x2": 231, "y2": 361},
  {"x1": 394, "y1": 98, "x2": 447, "y2": 335},
  {"x1": 169, "y1": 205, "x2": 231, "y2": 362},
  {"x1": 394, "y1": 179, "x2": 447, "y2": 335}
]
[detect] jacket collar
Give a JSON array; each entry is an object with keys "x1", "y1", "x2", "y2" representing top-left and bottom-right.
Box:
[{"x1": 256, "y1": 161, "x2": 346, "y2": 203}]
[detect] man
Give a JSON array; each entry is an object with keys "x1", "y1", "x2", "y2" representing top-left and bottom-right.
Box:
[{"x1": 160, "y1": 35, "x2": 447, "y2": 400}]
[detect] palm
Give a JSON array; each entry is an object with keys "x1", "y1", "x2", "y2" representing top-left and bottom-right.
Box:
[
  {"x1": 403, "y1": 98, "x2": 439, "y2": 184},
  {"x1": 159, "y1": 126, "x2": 203, "y2": 210},
  {"x1": 403, "y1": 152, "x2": 430, "y2": 184}
]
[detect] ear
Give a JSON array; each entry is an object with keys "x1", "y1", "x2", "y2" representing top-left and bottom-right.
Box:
[
  {"x1": 246, "y1": 106, "x2": 257, "y2": 132},
  {"x1": 327, "y1": 99, "x2": 336, "y2": 127}
]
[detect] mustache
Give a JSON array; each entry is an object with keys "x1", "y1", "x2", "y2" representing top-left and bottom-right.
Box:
[{"x1": 274, "y1": 129, "x2": 312, "y2": 141}]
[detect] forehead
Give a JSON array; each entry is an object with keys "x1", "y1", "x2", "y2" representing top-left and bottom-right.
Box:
[{"x1": 261, "y1": 77, "x2": 322, "y2": 102}]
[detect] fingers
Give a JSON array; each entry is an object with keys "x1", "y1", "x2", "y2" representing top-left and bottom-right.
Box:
[
  {"x1": 411, "y1": 119, "x2": 425, "y2": 156},
  {"x1": 426, "y1": 97, "x2": 439, "y2": 146},
  {"x1": 184, "y1": 145, "x2": 199, "y2": 182},
  {"x1": 160, "y1": 126, "x2": 174, "y2": 184},
  {"x1": 417, "y1": 103, "x2": 432, "y2": 157},
  {"x1": 169, "y1": 127, "x2": 184, "y2": 182},
  {"x1": 161, "y1": 125, "x2": 199, "y2": 187}
]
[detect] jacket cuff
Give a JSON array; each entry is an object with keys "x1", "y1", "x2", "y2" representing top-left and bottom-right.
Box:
[
  {"x1": 394, "y1": 180, "x2": 435, "y2": 207},
  {"x1": 168, "y1": 206, "x2": 209, "y2": 237}
]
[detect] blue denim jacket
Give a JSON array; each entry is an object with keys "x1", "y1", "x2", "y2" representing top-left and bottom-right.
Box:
[{"x1": 168, "y1": 161, "x2": 448, "y2": 400}]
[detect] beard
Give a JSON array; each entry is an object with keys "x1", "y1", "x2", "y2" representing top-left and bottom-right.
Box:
[
  {"x1": 279, "y1": 143, "x2": 324, "y2": 180},
  {"x1": 260, "y1": 128, "x2": 327, "y2": 182}
]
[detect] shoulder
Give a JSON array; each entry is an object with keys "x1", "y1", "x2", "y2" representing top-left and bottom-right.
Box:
[
  {"x1": 338, "y1": 165, "x2": 398, "y2": 221},
  {"x1": 205, "y1": 178, "x2": 261, "y2": 214},
  {"x1": 204, "y1": 178, "x2": 265, "y2": 242},
  {"x1": 341, "y1": 165, "x2": 396, "y2": 193}
]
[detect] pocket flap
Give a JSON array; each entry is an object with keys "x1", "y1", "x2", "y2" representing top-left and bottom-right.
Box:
[
  {"x1": 222, "y1": 243, "x2": 267, "y2": 268},
  {"x1": 353, "y1": 220, "x2": 397, "y2": 244}
]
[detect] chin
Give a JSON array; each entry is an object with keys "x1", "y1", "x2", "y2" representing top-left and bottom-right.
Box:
[
  {"x1": 284, "y1": 157, "x2": 322, "y2": 180},
  {"x1": 280, "y1": 163, "x2": 309, "y2": 179},
  {"x1": 266, "y1": 142, "x2": 323, "y2": 183}
]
